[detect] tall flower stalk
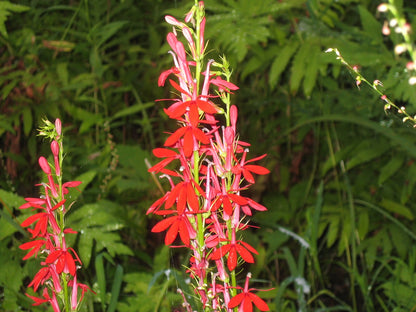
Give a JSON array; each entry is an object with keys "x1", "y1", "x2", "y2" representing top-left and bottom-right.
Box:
[
  {"x1": 148, "y1": 1, "x2": 271, "y2": 311},
  {"x1": 19, "y1": 118, "x2": 93, "y2": 312}
]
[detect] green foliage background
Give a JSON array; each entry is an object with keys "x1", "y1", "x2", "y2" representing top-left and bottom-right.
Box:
[{"x1": 2, "y1": 0, "x2": 416, "y2": 311}]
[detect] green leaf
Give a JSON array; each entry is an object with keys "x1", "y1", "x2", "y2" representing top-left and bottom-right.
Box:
[
  {"x1": 67, "y1": 201, "x2": 132, "y2": 267},
  {"x1": 380, "y1": 198, "x2": 413, "y2": 221},
  {"x1": 95, "y1": 253, "x2": 107, "y2": 311},
  {"x1": 378, "y1": 155, "x2": 404, "y2": 185},
  {"x1": 66, "y1": 170, "x2": 97, "y2": 204},
  {"x1": 21, "y1": 107, "x2": 32, "y2": 137},
  {"x1": 269, "y1": 40, "x2": 299, "y2": 89},
  {"x1": 0, "y1": 1, "x2": 29, "y2": 38},
  {"x1": 358, "y1": 5, "x2": 383, "y2": 44},
  {"x1": 110, "y1": 102, "x2": 154, "y2": 121},
  {"x1": 389, "y1": 224, "x2": 411, "y2": 259},
  {"x1": 357, "y1": 210, "x2": 369, "y2": 240},
  {"x1": 290, "y1": 42, "x2": 311, "y2": 94},
  {"x1": 326, "y1": 214, "x2": 339, "y2": 248},
  {"x1": 346, "y1": 140, "x2": 390, "y2": 170},
  {"x1": 107, "y1": 264, "x2": 123, "y2": 312},
  {"x1": 89, "y1": 21, "x2": 128, "y2": 48},
  {"x1": 303, "y1": 44, "x2": 320, "y2": 96},
  {"x1": 56, "y1": 62, "x2": 69, "y2": 87}
]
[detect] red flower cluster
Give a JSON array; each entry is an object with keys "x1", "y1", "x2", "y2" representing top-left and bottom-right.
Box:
[
  {"x1": 19, "y1": 119, "x2": 93, "y2": 312},
  {"x1": 148, "y1": 2, "x2": 271, "y2": 311}
]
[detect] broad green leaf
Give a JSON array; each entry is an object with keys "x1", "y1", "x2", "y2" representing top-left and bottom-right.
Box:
[
  {"x1": 95, "y1": 253, "x2": 106, "y2": 311},
  {"x1": 107, "y1": 264, "x2": 123, "y2": 312},
  {"x1": 67, "y1": 201, "x2": 132, "y2": 267},
  {"x1": 358, "y1": 5, "x2": 383, "y2": 44},
  {"x1": 378, "y1": 155, "x2": 404, "y2": 185},
  {"x1": 90, "y1": 21, "x2": 128, "y2": 48},
  {"x1": 21, "y1": 107, "x2": 32, "y2": 136},
  {"x1": 66, "y1": 170, "x2": 97, "y2": 203},
  {"x1": 269, "y1": 40, "x2": 299, "y2": 88},
  {"x1": 56, "y1": 62, "x2": 69, "y2": 86},
  {"x1": 290, "y1": 42, "x2": 311, "y2": 94},
  {"x1": 110, "y1": 102, "x2": 154, "y2": 121},
  {"x1": 95, "y1": 231, "x2": 133, "y2": 258},
  {"x1": 346, "y1": 140, "x2": 389, "y2": 170},
  {"x1": 389, "y1": 224, "x2": 411, "y2": 259},
  {"x1": 357, "y1": 210, "x2": 369, "y2": 240},
  {"x1": 325, "y1": 214, "x2": 339, "y2": 248},
  {"x1": 303, "y1": 44, "x2": 320, "y2": 96},
  {"x1": 0, "y1": 1, "x2": 29, "y2": 38},
  {"x1": 380, "y1": 198, "x2": 413, "y2": 221},
  {"x1": 401, "y1": 160, "x2": 416, "y2": 204}
]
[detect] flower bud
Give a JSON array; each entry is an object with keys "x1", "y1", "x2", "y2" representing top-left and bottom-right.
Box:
[
  {"x1": 55, "y1": 119, "x2": 62, "y2": 136},
  {"x1": 51, "y1": 140, "x2": 59, "y2": 156},
  {"x1": 230, "y1": 105, "x2": 238, "y2": 132},
  {"x1": 39, "y1": 156, "x2": 51, "y2": 175},
  {"x1": 165, "y1": 15, "x2": 182, "y2": 27},
  {"x1": 377, "y1": 3, "x2": 388, "y2": 12}
]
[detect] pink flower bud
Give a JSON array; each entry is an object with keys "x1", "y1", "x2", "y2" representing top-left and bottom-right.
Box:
[
  {"x1": 199, "y1": 17, "x2": 206, "y2": 51},
  {"x1": 165, "y1": 15, "x2": 182, "y2": 27},
  {"x1": 51, "y1": 141, "x2": 61, "y2": 176},
  {"x1": 230, "y1": 105, "x2": 238, "y2": 132},
  {"x1": 51, "y1": 140, "x2": 59, "y2": 156},
  {"x1": 39, "y1": 156, "x2": 51, "y2": 174},
  {"x1": 185, "y1": 6, "x2": 195, "y2": 23},
  {"x1": 71, "y1": 274, "x2": 78, "y2": 310},
  {"x1": 382, "y1": 21, "x2": 390, "y2": 35},
  {"x1": 55, "y1": 119, "x2": 62, "y2": 136}
]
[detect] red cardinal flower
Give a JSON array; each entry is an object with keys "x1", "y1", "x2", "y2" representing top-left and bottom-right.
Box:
[
  {"x1": 19, "y1": 239, "x2": 47, "y2": 260},
  {"x1": 45, "y1": 247, "x2": 81, "y2": 276},
  {"x1": 210, "y1": 232, "x2": 258, "y2": 271},
  {"x1": 151, "y1": 211, "x2": 196, "y2": 246},
  {"x1": 228, "y1": 273, "x2": 270, "y2": 312},
  {"x1": 164, "y1": 123, "x2": 211, "y2": 157}
]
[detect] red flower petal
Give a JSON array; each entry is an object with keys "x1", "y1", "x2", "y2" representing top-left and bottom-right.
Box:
[
  {"x1": 165, "y1": 127, "x2": 187, "y2": 147},
  {"x1": 228, "y1": 293, "x2": 244, "y2": 309},
  {"x1": 165, "y1": 219, "x2": 179, "y2": 245},
  {"x1": 227, "y1": 246, "x2": 238, "y2": 271},
  {"x1": 151, "y1": 216, "x2": 177, "y2": 233},
  {"x1": 247, "y1": 292, "x2": 270, "y2": 311},
  {"x1": 235, "y1": 244, "x2": 255, "y2": 263}
]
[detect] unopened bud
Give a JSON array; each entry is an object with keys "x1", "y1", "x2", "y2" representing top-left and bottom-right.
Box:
[
  {"x1": 395, "y1": 44, "x2": 407, "y2": 55},
  {"x1": 389, "y1": 19, "x2": 398, "y2": 28},
  {"x1": 39, "y1": 156, "x2": 51, "y2": 175},
  {"x1": 55, "y1": 119, "x2": 62, "y2": 136},
  {"x1": 382, "y1": 21, "x2": 390, "y2": 35},
  {"x1": 51, "y1": 140, "x2": 59, "y2": 156},
  {"x1": 409, "y1": 77, "x2": 416, "y2": 85},
  {"x1": 377, "y1": 3, "x2": 389, "y2": 12}
]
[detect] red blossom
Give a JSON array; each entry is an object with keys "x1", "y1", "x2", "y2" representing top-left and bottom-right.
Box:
[
  {"x1": 164, "y1": 124, "x2": 210, "y2": 157},
  {"x1": 228, "y1": 273, "x2": 270, "y2": 312},
  {"x1": 45, "y1": 248, "x2": 81, "y2": 276},
  {"x1": 151, "y1": 212, "x2": 196, "y2": 246},
  {"x1": 210, "y1": 237, "x2": 258, "y2": 271},
  {"x1": 19, "y1": 239, "x2": 47, "y2": 260}
]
